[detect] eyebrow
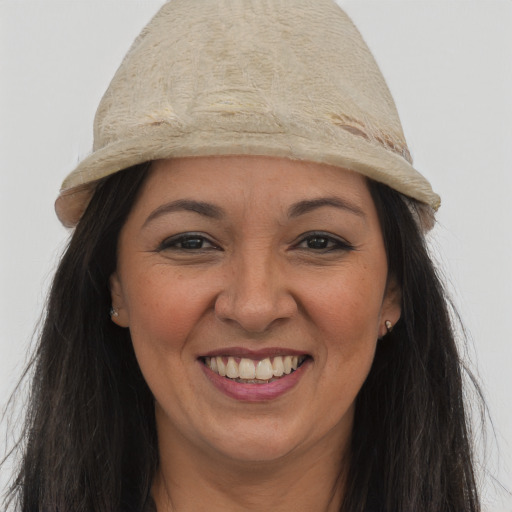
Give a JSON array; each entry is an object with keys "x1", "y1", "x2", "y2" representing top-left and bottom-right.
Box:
[
  {"x1": 143, "y1": 199, "x2": 225, "y2": 227},
  {"x1": 143, "y1": 195, "x2": 365, "y2": 227},
  {"x1": 287, "y1": 197, "x2": 366, "y2": 219}
]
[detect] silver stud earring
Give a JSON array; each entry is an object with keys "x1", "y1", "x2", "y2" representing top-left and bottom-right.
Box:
[
  {"x1": 385, "y1": 320, "x2": 393, "y2": 333},
  {"x1": 110, "y1": 306, "x2": 119, "y2": 318}
]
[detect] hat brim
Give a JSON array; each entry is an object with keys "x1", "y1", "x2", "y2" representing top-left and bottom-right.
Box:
[{"x1": 55, "y1": 122, "x2": 440, "y2": 228}]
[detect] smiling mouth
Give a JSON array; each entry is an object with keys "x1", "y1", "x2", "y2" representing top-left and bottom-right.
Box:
[{"x1": 201, "y1": 355, "x2": 309, "y2": 383}]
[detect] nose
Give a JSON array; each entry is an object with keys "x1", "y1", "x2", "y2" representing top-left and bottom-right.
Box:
[{"x1": 214, "y1": 251, "x2": 297, "y2": 333}]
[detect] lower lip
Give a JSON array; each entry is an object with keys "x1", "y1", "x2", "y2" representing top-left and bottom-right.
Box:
[{"x1": 200, "y1": 359, "x2": 310, "y2": 402}]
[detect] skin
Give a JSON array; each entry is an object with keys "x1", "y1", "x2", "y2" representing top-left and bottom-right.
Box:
[{"x1": 110, "y1": 155, "x2": 401, "y2": 511}]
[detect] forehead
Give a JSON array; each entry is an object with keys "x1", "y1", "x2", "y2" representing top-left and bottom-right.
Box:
[{"x1": 136, "y1": 155, "x2": 373, "y2": 213}]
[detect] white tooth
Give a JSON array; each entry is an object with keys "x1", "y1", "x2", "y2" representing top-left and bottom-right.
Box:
[
  {"x1": 291, "y1": 356, "x2": 299, "y2": 370},
  {"x1": 226, "y1": 357, "x2": 239, "y2": 379},
  {"x1": 255, "y1": 358, "x2": 273, "y2": 380},
  {"x1": 239, "y1": 358, "x2": 256, "y2": 379},
  {"x1": 283, "y1": 355, "x2": 292, "y2": 374},
  {"x1": 210, "y1": 357, "x2": 218, "y2": 373},
  {"x1": 216, "y1": 356, "x2": 226, "y2": 377},
  {"x1": 272, "y1": 356, "x2": 284, "y2": 377}
]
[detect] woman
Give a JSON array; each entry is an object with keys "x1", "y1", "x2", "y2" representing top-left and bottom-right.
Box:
[{"x1": 3, "y1": 0, "x2": 483, "y2": 510}]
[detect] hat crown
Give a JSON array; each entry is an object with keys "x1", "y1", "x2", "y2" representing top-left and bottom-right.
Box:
[
  {"x1": 93, "y1": 0, "x2": 408, "y2": 159},
  {"x1": 57, "y1": 0, "x2": 440, "y2": 228}
]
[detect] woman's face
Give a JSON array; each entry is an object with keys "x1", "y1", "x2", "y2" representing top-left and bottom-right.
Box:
[{"x1": 111, "y1": 156, "x2": 400, "y2": 463}]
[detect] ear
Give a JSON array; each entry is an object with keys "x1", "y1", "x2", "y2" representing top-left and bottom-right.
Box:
[
  {"x1": 109, "y1": 271, "x2": 130, "y2": 328},
  {"x1": 379, "y1": 276, "x2": 402, "y2": 338}
]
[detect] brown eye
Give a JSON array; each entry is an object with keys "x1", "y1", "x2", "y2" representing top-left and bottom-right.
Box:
[
  {"x1": 157, "y1": 233, "x2": 220, "y2": 252},
  {"x1": 179, "y1": 236, "x2": 206, "y2": 249},
  {"x1": 306, "y1": 236, "x2": 330, "y2": 249},
  {"x1": 295, "y1": 232, "x2": 354, "y2": 252}
]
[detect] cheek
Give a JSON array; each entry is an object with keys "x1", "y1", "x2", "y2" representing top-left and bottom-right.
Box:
[
  {"x1": 304, "y1": 264, "x2": 386, "y2": 342},
  {"x1": 122, "y1": 269, "x2": 218, "y2": 407},
  {"x1": 299, "y1": 262, "x2": 386, "y2": 399},
  {"x1": 122, "y1": 267, "x2": 214, "y2": 355}
]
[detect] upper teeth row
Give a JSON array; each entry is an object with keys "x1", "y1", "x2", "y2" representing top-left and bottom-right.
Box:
[{"x1": 205, "y1": 355, "x2": 302, "y2": 380}]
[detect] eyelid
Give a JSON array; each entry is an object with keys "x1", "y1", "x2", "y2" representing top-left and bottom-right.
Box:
[
  {"x1": 156, "y1": 232, "x2": 221, "y2": 251},
  {"x1": 292, "y1": 231, "x2": 355, "y2": 251},
  {"x1": 155, "y1": 230, "x2": 353, "y2": 253}
]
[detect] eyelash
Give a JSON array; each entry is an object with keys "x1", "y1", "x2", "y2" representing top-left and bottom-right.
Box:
[
  {"x1": 157, "y1": 231, "x2": 354, "y2": 253},
  {"x1": 294, "y1": 231, "x2": 355, "y2": 253},
  {"x1": 157, "y1": 233, "x2": 220, "y2": 252}
]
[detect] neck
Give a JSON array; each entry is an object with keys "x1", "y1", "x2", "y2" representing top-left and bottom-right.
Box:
[{"x1": 151, "y1": 420, "x2": 350, "y2": 512}]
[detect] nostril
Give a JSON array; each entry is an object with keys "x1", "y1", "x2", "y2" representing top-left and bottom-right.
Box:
[
  {"x1": 214, "y1": 289, "x2": 297, "y2": 333},
  {"x1": 214, "y1": 258, "x2": 298, "y2": 333}
]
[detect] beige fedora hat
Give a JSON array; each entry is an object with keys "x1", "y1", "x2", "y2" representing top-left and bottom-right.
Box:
[{"x1": 55, "y1": 0, "x2": 440, "y2": 228}]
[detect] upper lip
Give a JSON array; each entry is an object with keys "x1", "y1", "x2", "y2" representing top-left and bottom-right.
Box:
[{"x1": 199, "y1": 347, "x2": 310, "y2": 359}]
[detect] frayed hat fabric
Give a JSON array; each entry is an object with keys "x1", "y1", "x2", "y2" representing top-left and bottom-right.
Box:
[{"x1": 55, "y1": 0, "x2": 440, "y2": 228}]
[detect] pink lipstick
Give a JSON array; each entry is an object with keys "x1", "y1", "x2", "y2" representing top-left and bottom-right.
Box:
[{"x1": 200, "y1": 355, "x2": 311, "y2": 402}]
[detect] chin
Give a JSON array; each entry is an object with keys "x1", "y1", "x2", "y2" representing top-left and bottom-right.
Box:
[
  {"x1": 214, "y1": 435, "x2": 301, "y2": 465},
  {"x1": 201, "y1": 415, "x2": 320, "y2": 465}
]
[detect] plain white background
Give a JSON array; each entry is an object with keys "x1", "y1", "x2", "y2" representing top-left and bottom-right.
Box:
[{"x1": 1, "y1": 1, "x2": 511, "y2": 510}]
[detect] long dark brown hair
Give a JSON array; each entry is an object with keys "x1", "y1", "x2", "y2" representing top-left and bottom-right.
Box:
[{"x1": 2, "y1": 162, "x2": 482, "y2": 511}]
